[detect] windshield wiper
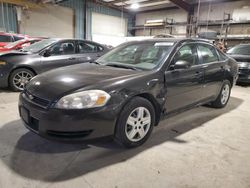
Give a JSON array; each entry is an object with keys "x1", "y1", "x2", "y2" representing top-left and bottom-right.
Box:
[
  {"x1": 88, "y1": 61, "x2": 101, "y2": 65},
  {"x1": 105, "y1": 63, "x2": 138, "y2": 71}
]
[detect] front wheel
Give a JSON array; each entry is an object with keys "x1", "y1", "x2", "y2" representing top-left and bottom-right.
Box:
[
  {"x1": 9, "y1": 68, "x2": 35, "y2": 92},
  {"x1": 114, "y1": 97, "x2": 155, "y2": 148},
  {"x1": 210, "y1": 80, "x2": 231, "y2": 108}
]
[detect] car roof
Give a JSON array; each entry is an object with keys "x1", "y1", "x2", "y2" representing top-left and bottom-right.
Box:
[{"x1": 124, "y1": 38, "x2": 212, "y2": 45}]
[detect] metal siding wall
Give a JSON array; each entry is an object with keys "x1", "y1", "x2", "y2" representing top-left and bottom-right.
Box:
[
  {"x1": 87, "y1": 1, "x2": 129, "y2": 18},
  {"x1": 87, "y1": 1, "x2": 133, "y2": 39},
  {"x1": 0, "y1": 2, "x2": 17, "y2": 33},
  {"x1": 60, "y1": 0, "x2": 84, "y2": 38},
  {"x1": 60, "y1": 0, "x2": 133, "y2": 39}
]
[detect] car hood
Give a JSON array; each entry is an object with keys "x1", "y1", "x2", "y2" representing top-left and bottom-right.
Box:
[
  {"x1": 0, "y1": 47, "x2": 12, "y2": 52},
  {"x1": 0, "y1": 50, "x2": 31, "y2": 57},
  {"x1": 0, "y1": 42, "x2": 8, "y2": 47},
  {"x1": 26, "y1": 63, "x2": 145, "y2": 101}
]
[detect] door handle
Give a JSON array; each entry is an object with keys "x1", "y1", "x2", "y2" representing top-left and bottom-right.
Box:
[{"x1": 68, "y1": 57, "x2": 76, "y2": 60}]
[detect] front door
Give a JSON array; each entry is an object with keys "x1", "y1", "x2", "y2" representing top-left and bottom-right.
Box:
[
  {"x1": 164, "y1": 43, "x2": 204, "y2": 113},
  {"x1": 40, "y1": 40, "x2": 78, "y2": 72}
]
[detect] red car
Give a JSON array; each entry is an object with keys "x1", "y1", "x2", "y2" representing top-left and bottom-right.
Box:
[
  {"x1": 0, "y1": 32, "x2": 29, "y2": 47},
  {"x1": 0, "y1": 38, "x2": 42, "y2": 52}
]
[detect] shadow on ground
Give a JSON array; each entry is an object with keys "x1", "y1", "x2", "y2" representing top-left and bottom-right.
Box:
[
  {"x1": 0, "y1": 97, "x2": 243, "y2": 182},
  {"x1": 237, "y1": 83, "x2": 250, "y2": 87},
  {"x1": 0, "y1": 88, "x2": 16, "y2": 93}
]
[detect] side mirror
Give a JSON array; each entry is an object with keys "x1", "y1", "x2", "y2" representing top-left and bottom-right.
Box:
[
  {"x1": 43, "y1": 49, "x2": 51, "y2": 57},
  {"x1": 170, "y1": 60, "x2": 192, "y2": 70}
]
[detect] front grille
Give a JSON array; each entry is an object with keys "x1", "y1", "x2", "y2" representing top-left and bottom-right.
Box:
[{"x1": 23, "y1": 90, "x2": 50, "y2": 108}]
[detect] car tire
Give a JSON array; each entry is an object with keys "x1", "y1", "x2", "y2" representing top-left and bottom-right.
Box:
[
  {"x1": 210, "y1": 80, "x2": 231, "y2": 108},
  {"x1": 114, "y1": 97, "x2": 155, "y2": 148},
  {"x1": 9, "y1": 68, "x2": 35, "y2": 92}
]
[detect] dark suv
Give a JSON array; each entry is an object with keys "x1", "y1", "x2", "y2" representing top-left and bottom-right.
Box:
[
  {"x1": 19, "y1": 38, "x2": 238, "y2": 148},
  {"x1": 227, "y1": 44, "x2": 250, "y2": 83}
]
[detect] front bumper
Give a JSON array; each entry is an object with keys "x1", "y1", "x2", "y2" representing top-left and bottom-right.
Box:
[
  {"x1": 237, "y1": 68, "x2": 250, "y2": 83},
  {"x1": 0, "y1": 66, "x2": 9, "y2": 88},
  {"x1": 18, "y1": 92, "x2": 118, "y2": 142}
]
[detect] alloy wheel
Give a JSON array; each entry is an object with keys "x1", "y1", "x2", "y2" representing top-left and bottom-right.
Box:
[
  {"x1": 125, "y1": 107, "x2": 151, "y2": 142},
  {"x1": 221, "y1": 84, "x2": 230, "y2": 105},
  {"x1": 13, "y1": 71, "x2": 33, "y2": 90}
]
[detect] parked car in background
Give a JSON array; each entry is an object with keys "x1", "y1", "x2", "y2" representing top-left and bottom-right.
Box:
[
  {"x1": 0, "y1": 32, "x2": 29, "y2": 47},
  {"x1": 19, "y1": 38, "x2": 238, "y2": 148},
  {"x1": 227, "y1": 44, "x2": 250, "y2": 83},
  {"x1": 0, "y1": 38, "x2": 42, "y2": 52},
  {"x1": 0, "y1": 38, "x2": 109, "y2": 91}
]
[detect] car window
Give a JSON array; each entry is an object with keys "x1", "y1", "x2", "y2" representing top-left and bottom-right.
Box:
[
  {"x1": 13, "y1": 36, "x2": 24, "y2": 41},
  {"x1": 0, "y1": 35, "x2": 12, "y2": 42},
  {"x1": 50, "y1": 41, "x2": 75, "y2": 55},
  {"x1": 172, "y1": 44, "x2": 198, "y2": 66},
  {"x1": 227, "y1": 45, "x2": 250, "y2": 55},
  {"x1": 198, "y1": 44, "x2": 219, "y2": 64},
  {"x1": 217, "y1": 49, "x2": 228, "y2": 61},
  {"x1": 77, "y1": 41, "x2": 103, "y2": 53}
]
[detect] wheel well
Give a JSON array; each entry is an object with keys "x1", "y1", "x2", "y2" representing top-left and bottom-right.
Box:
[
  {"x1": 8, "y1": 67, "x2": 37, "y2": 83},
  {"x1": 136, "y1": 93, "x2": 162, "y2": 126}
]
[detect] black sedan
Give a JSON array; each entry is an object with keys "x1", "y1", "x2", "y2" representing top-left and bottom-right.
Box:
[
  {"x1": 19, "y1": 38, "x2": 238, "y2": 148},
  {"x1": 227, "y1": 44, "x2": 250, "y2": 83},
  {"x1": 0, "y1": 38, "x2": 109, "y2": 91}
]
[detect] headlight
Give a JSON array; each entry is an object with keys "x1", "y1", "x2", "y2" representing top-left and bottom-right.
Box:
[
  {"x1": 55, "y1": 90, "x2": 111, "y2": 109},
  {"x1": 0, "y1": 61, "x2": 6, "y2": 66}
]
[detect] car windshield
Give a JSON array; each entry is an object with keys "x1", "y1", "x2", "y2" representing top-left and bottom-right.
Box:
[
  {"x1": 4, "y1": 39, "x2": 25, "y2": 48},
  {"x1": 227, "y1": 45, "x2": 250, "y2": 55},
  {"x1": 22, "y1": 39, "x2": 58, "y2": 53},
  {"x1": 97, "y1": 41, "x2": 174, "y2": 70}
]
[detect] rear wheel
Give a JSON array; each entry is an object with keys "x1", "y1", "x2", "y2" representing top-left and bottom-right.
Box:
[
  {"x1": 114, "y1": 97, "x2": 155, "y2": 148},
  {"x1": 9, "y1": 68, "x2": 35, "y2": 91},
  {"x1": 210, "y1": 80, "x2": 231, "y2": 108}
]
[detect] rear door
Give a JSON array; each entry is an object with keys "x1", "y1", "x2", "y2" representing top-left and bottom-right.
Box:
[
  {"x1": 75, "y1": 41, "x2": 106, "y2": 63},
  {"x1": 197, "y1": 43, "x2": 225, "y2": 100},
  {"x1": 40, "y1": 40, "x2": 78, "y2": 72},
  {"x1": 164, "y1": 43, "x2": 204, "y2": 113}
]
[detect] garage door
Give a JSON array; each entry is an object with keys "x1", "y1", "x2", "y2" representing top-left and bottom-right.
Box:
[
  {"x1": 20, "y1": 5, "x2": 74, "y2": 38},
  {"x1": 92, "y1": 12, "x2": 127, "y2": 37}
]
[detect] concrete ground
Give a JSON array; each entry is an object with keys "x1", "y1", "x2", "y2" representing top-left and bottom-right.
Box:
[{"x1": 0, "y1": 85, "x2": 250, "y2": 188}]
